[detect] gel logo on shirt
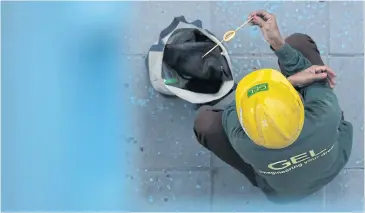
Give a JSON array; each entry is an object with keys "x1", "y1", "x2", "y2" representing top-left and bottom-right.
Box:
[{"x1": 259, "y1": 143, "x2": 336, "y2": 175}]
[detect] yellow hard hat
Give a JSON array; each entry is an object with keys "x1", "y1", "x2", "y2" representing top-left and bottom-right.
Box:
[{"x1": 235, "y1": 68, "x2": 304, "y2": 149}]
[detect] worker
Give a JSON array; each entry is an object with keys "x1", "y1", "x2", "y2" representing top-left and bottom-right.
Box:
[{"x1": 193, "y1": 10, "x2": 353, "y2": 203}]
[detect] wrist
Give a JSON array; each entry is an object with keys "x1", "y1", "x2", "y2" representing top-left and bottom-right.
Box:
[
  {"x1": 270, "y1": 38, "x2": 285, "y2": 50},
  {"x1": 287, "y1": 76, "x2": 297, "y2": 87},
  {"x1": 288, "y1": 76, "x2": 305, "y2": 88}
]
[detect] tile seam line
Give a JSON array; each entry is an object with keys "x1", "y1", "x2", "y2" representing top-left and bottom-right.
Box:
[
  {"x1": 323, "y1": 185, "x2": 327, "y2": 210},
  {"x1": 139, "y1": 167, "x2": 363, "y2": 172},
  {"x1": 140, "y1": 167, "x2": 212, "y2": 172},
  {"x1": 328, "y1": 54, "x2": 365, "y2": 57},
  {"x1": 343, "y1": 167, "x2": 364, "y2": 170},
  {"x1": 209, "y1": 170, "x2": 214, "y2": 212},
  {"x1": 122, "y1": 53, "x2": 364, "y2": 57}
]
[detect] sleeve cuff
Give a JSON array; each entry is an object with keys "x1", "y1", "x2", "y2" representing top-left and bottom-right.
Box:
[{"x1": 272, "y1": 43, "x2": 297, "y2": 61}]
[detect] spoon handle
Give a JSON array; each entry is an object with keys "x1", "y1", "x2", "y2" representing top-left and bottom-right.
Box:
[
  {"x1": 202, "y1": 39, "x2": 224, "y2": 58},
  {"x1": 235, "y1": 17, "x2": 253, "y2": 32}
]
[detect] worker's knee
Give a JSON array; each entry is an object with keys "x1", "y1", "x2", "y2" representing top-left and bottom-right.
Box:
[
  {"x1": 285, "y1": 33, "x2": 314, "y2": 46},
  {"x1": 193, "y1": 106, "x2": 216, "y2": 144},
  {"x1": 285, "y1": 33, "x2": 310, "y2": 42},
  {"x1": 194, "y1": 106, "x2": 212, "y2": 134}
]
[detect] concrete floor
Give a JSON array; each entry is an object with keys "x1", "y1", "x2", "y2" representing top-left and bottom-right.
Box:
[
  {"x1": 122, "y1": 1, "x2": 364, "y2": 212},
  {"x1": 1, "y1": 1, "x2": 363, "y2": 212}
]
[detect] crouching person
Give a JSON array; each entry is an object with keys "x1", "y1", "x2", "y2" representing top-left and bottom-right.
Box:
[{"x1": 193, "y1": 10, "x2": 353, "y2": 203}]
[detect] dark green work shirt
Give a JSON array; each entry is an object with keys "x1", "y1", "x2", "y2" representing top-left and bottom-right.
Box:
[{"x1": 222, "y1": 43, "x2": 353, "y2": 201}]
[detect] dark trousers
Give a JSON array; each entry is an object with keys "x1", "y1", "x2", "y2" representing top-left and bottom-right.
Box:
[{"x1": 193, "y1": 33, "x2": 324, "y2": 186}]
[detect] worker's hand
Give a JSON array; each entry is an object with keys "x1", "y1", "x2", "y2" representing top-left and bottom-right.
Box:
[
  {"x1": 249, "y1": 10, "x2": 285, "y2": 50},
  {"x1": 287, "y1": 65, "x2": 337, "y2": 88}
]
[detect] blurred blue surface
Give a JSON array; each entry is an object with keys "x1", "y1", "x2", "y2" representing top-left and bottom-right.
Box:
[{"x1": 2, "y1": 1, "x2": 134, "y2": 211}]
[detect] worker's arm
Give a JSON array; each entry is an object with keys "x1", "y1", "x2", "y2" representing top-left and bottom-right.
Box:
[
  {"x1": 300, "y1": 69, "x2": 353, "y2": 171},
  {"x1": 248, "y1": 10, "x2": 312, "y2": 76},
  {"x1": 273, "y1": 43, "x2": 312, "y2": 77},
  {"x1": 289, "y1": 65, "x2": 346, "y2": 137},
  {"x1": 288, "y1": 65, "x2": 337, "y2": 94}
]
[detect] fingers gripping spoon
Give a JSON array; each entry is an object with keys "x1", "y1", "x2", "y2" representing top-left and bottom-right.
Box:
[{"x1": 202, "y1": 17, "x2": 253, "y2": 58}]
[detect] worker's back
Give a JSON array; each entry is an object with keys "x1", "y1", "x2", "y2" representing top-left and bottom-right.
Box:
[{"x1": 223, "y1": 83, "x2": 353, "y2": 201}]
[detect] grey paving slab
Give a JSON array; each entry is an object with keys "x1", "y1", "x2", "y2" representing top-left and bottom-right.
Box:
[
  {"x1": 212, "y1": 168, "x2": 325, "y2": 212},
  {"x1": 123, "y1": 170, "x2": 211, "y2": 211},
  {"x1": 324, "y1": 169, "x2": 364, "y2": 212},
  {"x1": 329, "y1": 1, "x2": 364, "y2": 54},
  {"x1": 212, "y1": 154, "x2": 230, "y2": 168},
  {"x1": 123, "y1": 56, "x2": 210, "y2": 169},
  {"x1": 330, "y1": 57, "x2": 364, "y2": 168},
  {"x1": 211, "y1": 1, "x2": 329, "y2": 55},
  {"x1": 124, "y1": 1, "x2": 211, "y2": 54},
  {"x1": 230, "y1": 55, "x2": 280, "y2": 82}
]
